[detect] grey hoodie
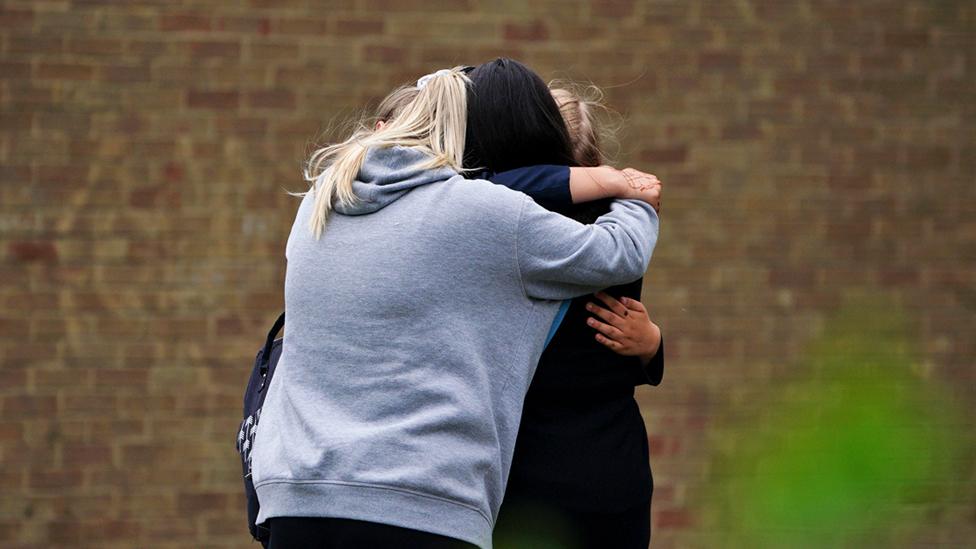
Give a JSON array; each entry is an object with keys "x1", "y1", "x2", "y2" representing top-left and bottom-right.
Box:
[{"x1": 251, "y1": 147, "x2": 658, "y2": 548}]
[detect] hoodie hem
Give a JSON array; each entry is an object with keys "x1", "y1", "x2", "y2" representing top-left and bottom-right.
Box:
[{"x1": 254, "y1": 479, "x2": 493, "y2": 549}]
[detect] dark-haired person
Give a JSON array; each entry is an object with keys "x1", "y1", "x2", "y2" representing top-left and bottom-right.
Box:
[
  {"x1": 463, "y1": 58, "x2": 665, "y2": 548},
  {"x1": 251, "y1": 67, "x2": 661, "y2": 549}
]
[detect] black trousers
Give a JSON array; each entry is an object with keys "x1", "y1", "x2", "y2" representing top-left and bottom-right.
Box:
[
  {"x1": 267, "y1": 516, "x2": 478, "y2": 549},
  {"x1": 493, "y1": 497, "x2": 651, "y2": 549}
]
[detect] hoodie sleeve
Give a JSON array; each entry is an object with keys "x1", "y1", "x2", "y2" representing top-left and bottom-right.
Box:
[{"x1": 515, "y1": 196, "x2": 659, "y2": 300}]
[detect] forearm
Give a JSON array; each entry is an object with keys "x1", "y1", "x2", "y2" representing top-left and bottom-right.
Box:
[
  {"x1": 570, "y1": 166, "x2": 662, "y2": 213},
  {"x1": 568, "y1": 166, "x2": 625, "y2": 203}
]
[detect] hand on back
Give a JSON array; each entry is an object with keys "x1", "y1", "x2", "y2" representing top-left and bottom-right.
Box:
[{"x1": 585, "y1": 291, "x2": 662, "y2": 366}]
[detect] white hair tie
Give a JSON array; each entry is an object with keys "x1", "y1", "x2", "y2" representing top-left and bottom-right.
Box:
[{"x1": 416, "y1": 69, "x2": 452, "y2": 89}]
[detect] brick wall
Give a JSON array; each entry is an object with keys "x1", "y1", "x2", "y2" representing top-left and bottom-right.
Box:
[{"x1": 1, "y1": 1, "x2": 972, "y2": 547}]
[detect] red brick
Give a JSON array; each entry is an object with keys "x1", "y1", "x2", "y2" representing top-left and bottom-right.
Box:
[
  {"x1": 161, "y1": 13, "x2": 211, "y2": 32},
  {"x1": 824, "y1": 169, "x2": 869, "y2": 189},
  {"x1": 29, "y1": 469, "x2": 83, "y2": 490},
  {"x1": 89, "y1": 519, "x2": 142, "y2": 542},
  {"x1": 273, "y1": 17, "x2": 329, "y2": 35},
  {"x1": 640, "y1": 146, "x2": 688, "y2": 164},
  {"x1": 884, "y1": 30, "x2": 930, "y2": 48},
  {"x1": 63, "y1": 395, "x2": 116, "y2": 418},
  {"x1": 216, "y1": 15, "x2": 270, "y2": 34},
  {"x1": 33, "y1": 368, "x2": 86, "y2": 390},
  {"x1": 215, "y1": 316, "x2": 244, "y2": 338},
  {"x1": 360, "y1": 0, "x2": 466, "y2": 12},
  {"x1": 655, "y1": 508, "x2": 695, "y2": 529},
  {"x1": 591, "y1": 0, "x2": 635, "y2": 18},
  {"x1": 94, "y1": 369, "x2": 149, "y2": 388},
  {"x1": 47, "y1": 520, "x2": 84, "y2": 544},
  {"x1": 128, "y1": 185, "x2": 181, "y2": 208},
  {"x1": 879, "y1": 268, "x2": 920, "y2": 286},
  {"x1": 0, "y1": 61, "x2": 30, "y2": 79},
  {"x1": 364, "y1": 45, "x2": 407, "y2": 64},
  {"x1": 8, "y1": 35, "x2": 62, "y2": 54},
  {"x1": 68, "y1": 37, "x2": 124, "y2": 56},
  {"x1": 190, "y1": 40, "x2": 241, "y2": 59},
  {"x1": 89, "y1": 420, "x2": 145, "y2": 438},
  {"x1": 63, "y1": 444, "x2": 113, "y2": 467},
  {"x1": 699, "y1": 51, "x2": 741, "y2": 70},
  {"x1": 177, "y1": 492, "x2": 232, "y2": 513},
  {"x1": 246, "y1": 89, "x2": 296, "y2": 110},
  {"x1": 769, "y1": 268, "x2": 817, "y2": 287},
  {"x1": 100, "y1": 65, "x2": 152, "y2": 83},
  {"x1": 504, "y1": 20, "x2": 548, "y2": 41},
  {"x1": 8, "y1": 241, "x2": 58, "y2": 263},
  {"x1": 0, "y1": 423, "x2": 24, "y2": 441},
  {"x1": 333, "y1": 17, "x2": 384, "y2": 36},
  {"x1": 903, "y1": 146, "x2": 951, "y2": 169},
  {"x1": 187, "y1": 90, "x2": 240, "y2": 110},
  {"x1": 35, "y1": 62, "x2": 94, "y2": 81},
  {"x1": 0, "y1": 8, "x2": 32, "y2": 28},
  {"x1": 722, "y1": 123, "x2": 762, "y2": 140},
  {"x1": 0, "y1": 318, "x2": 30, "y2": 340}
]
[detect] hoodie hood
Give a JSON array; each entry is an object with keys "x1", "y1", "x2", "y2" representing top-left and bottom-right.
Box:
[{"x1": 332, "y1": 146, "x2": 459, "y2": 215}]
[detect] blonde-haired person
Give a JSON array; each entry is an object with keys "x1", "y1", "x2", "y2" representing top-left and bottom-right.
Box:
[
  {"x1": 249, "y1": 66, "x2": 660, "y2": 549},
  {"x1": 495, "y1": 83, "x2": 665, "y2": 548},
  {"x1": 550, "y1": 85, "x2": 606, "y2": 167}
]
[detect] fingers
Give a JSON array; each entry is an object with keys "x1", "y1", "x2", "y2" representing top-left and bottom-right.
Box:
[
  {"x1": 585, "y1": 301, "x2": 624, "y2": 324},
  {"x1": 587, "y1": 317, "x2": 624, "y2": 340},
  {"x1": 640, "y1": 185, "x2": 661, "y2": 202},
  {"x1": 623, "y1": 168, "x2": 659, "y2": 183},
  {"x1": 625, "y1": 167, "x2": 661, "y2": 185},
  {"x1": 633, "y1": 181, "x2": 661, "y2": 211},
  {"x1": 622, "y1": 169, "x2": 662, "y2": 191},
  {"x1": 594, "y1": 332, "x2": 623, "y2": 351},
  {"x1": 594, "y1": 291, "x2": 629, "y2": 318},
  {"x1": 620, "y1": 297, "x2": 647, "y2": 314},
  {"x1": 622, "y1": 168, "x2": 663, "y2": 212}
]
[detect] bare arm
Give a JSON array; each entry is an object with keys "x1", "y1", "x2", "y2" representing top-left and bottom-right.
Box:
[{"x1": 569, "y1": 166, "x2": 662, "y2": 211}]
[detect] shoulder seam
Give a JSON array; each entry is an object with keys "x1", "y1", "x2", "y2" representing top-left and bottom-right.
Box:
[{"x1": 514, "y1": 195, "x2": 530, "y2": 300}]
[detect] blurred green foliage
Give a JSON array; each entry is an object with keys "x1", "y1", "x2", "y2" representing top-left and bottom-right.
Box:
[{"x1": 706, "y1": 296, "x2": 971, "y2": 547}]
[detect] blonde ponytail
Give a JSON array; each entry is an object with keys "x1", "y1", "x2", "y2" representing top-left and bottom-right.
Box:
[{"x1": 302, "y1": 67, "x2": 471, "y2": 239}]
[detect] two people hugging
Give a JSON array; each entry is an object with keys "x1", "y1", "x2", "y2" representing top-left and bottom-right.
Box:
[{"x1": 249, "y1": 58, "x2": 667, "y2": 549}]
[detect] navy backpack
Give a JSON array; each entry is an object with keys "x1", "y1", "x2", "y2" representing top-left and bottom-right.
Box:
[{"x1": 235, "y1": 312, "x2": 285, "y2": 546}]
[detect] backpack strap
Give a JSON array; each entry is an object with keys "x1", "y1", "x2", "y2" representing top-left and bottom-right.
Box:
[{"x1": 259, "y1": 312, "x2": 285, "y2": 379}]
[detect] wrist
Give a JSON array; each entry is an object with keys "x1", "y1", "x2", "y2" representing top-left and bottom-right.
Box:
[
  {"x1": 588, "y1": 166, "x2": 625, "y2": 200},
  {"x1": 569, "y1": 166, "x2": 620, "y2": 203},
  {"x1": 603, "y1": 166, "x2": 629, "y2": 198},
  {"x1": 640, "y1": 323, "x2": 662, "y2": 365}
]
